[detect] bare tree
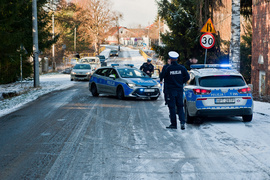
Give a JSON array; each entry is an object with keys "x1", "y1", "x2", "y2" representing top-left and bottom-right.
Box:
[{"x1": 74, "y1": 0, "x2": 121, "y2": 53}]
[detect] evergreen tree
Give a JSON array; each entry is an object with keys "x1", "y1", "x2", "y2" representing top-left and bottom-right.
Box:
[
  {"x1": 155, "y1": 0, "x2": 222, "y2": 66},
  {"x1": 0, "y1": 0, "x2": 56, "y2": 84},
  {"x1": 155, "y1": 0, "x2": 197, "y2": 64}
]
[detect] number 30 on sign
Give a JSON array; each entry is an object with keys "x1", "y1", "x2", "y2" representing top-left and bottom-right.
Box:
[{"x1": 200, "y1": 33, "x2": 215, "y2": 49}]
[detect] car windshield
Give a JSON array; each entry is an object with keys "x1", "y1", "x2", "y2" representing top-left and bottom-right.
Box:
[
  {"x1": 118, "y1": 68, "x2": 148, "y2": 78},
  {"x1": 80, "y1": 58, "x2": 96, "y2": 63},
  {"x1": 73, "y1": 64, "x2": 91, "y2": 69},
  {"x1": 199, "y1": 76, "x2": 246, "y2": 87}
]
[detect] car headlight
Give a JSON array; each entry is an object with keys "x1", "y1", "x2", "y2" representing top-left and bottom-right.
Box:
[
  {"x1": 154, "y1": 83, "x2": 161, "y2": 88},
  {"x1": 127, "y1": 83, "x2": 135, "y2": 88},
  {"x1": 71, "y1": 72, "x2": 76, "y2": 75},
  {"x1": 86, "y1": 72, "x2": 91, "y2": 75}
]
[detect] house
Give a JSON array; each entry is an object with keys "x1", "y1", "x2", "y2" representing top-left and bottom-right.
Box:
[
  {"x1": 104, "y1": 27, "x2": 127, "y2": 45},
  {"x1": 251, "y1": 0, "x2": 270, "y2": 100},
  {"x1": 104, "y1": 20, "x2": 168, "y2": 48},
  {"x1": 105, "y1": 26, "x2": 149, "y2": 46}
]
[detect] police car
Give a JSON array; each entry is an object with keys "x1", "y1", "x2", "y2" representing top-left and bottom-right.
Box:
[
  {"x1": 89, "y1": 64, "x2": 161, "y2": 100},
  {"x1": 184, "y1": 64, "x2": 253, "y2": 123}
]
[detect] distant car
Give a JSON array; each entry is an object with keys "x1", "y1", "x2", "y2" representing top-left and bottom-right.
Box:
[
  {"x1": 62, "y1": 67, "x2": 72, "y2": 74},
  {"x1": 96, "y1": 55, "x2": 107, "y2": 66},
  {"x1": 79, "y1": 56, "x2": 99, "y2": 64},
  {"x1": 89, "y1": 64, "x2": 161, "y2": 100},
  {"x1": 184, "y1": 64, "x2": 253, "y2": 123},
  {"x1": 110, "y1": 50, "x2": 118, "y2": 57},
  {"x1": 79, "y1": 57, "x2": 101, "y2": 71},
  {"x1": 70, "y1": 63, "x2": 92, "y2": 81}
]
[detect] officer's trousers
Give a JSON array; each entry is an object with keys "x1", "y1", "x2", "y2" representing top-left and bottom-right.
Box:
[{"x1": 167, "y1": 89, "x2": 185, "y2": 126}]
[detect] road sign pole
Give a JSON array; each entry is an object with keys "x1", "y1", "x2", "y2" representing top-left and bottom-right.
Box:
[{"x1": 204, "y1": 49, "x2": 207, "y2": 64}]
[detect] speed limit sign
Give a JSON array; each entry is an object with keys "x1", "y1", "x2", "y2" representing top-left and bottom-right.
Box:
[{"x1": 200, "y1": 33, "x2": 215, "y2": 49}]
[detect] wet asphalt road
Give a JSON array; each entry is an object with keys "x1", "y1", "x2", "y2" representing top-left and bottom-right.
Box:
[
  {"x1": 1, "y1": 48, "x2": 270, "y2": 179},
  {"x1": 1, "y1": 83, "x2": 270, "y2": 180}
]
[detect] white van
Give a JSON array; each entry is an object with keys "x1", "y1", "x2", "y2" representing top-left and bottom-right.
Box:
[{"x1": 79, "y1": 57, "x2": 101, "y2": 71}]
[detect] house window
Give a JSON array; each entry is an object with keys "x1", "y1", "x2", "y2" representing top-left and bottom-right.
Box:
[
  {"x1": 258, "y1": 54, "x2": 264, "y2": 64},
  {"x1": 259, "y1": 71, "x2": 266, "y2": 96}
]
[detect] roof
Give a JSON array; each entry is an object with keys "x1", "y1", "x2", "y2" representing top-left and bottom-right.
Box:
[{"x1": 191, "y1": 68, "x2": 241, "y2": 77}]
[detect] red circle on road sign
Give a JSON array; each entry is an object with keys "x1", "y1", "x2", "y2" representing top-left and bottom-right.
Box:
[{"x1": 200, "y1": 33, "x2": 215, "y2": 49}]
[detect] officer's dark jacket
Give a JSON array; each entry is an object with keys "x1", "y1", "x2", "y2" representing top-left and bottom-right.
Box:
[
  {"x1": 160, "y1": 64, "x2": 170, "y2": 93},
  {"x1": 140, "y1": 63, "x2": 154, "y2": 74},
  {"x1": 163, "y1": 61, "x2": 190, "y2": 91},
  {"x1": 159, "y1": 64, "x2": 170, "y2": 82}
]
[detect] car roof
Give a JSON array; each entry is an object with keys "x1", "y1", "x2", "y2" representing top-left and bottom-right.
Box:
[
  {"x1": 96, "y1": 64, "x2": 135, "y2": 70},
  {"x1": 190, "y1": 64, "x2": 241, "y2": 77}
]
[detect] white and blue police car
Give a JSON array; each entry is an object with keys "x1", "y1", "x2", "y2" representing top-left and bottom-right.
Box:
[
  {"x1": 89, "y1": 64, "x2": 161, "y2": 100},
  {"x1": 184, "y1": 64, "x2": 253, "y2": 123}
]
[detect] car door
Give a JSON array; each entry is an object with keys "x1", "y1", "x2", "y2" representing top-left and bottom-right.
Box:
[
  {"x1": 105, "y1": 69, "x2": 119, "y2": 94},
  {"x1": 95, "y1": 68, "x2": 109, "y2": 93}
]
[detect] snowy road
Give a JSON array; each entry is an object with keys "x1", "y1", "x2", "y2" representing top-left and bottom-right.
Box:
[{"x1": 0, "y1": 47, "x2": 270, "y2": 179}]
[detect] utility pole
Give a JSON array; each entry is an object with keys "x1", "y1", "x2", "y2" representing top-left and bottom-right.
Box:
[
  {"x1": 51, "y1": 0, "x2": 56, "y2": 71},
  {"x1": 32, "y1": 0, "x2": 39, "y2": 87},
  {"x1": 158, "y1": 16, "x2": 161, "y2": 46},
  {"x1": 117, "y1": 18, "x2": 120, "y2": 51},
  {"x1": 74, "y1": 27, "x2": 76, "y2": 52}
]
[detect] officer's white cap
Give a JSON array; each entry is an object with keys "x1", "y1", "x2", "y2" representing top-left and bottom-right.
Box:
[{"x1": 168, "y1": 51, "x2": 179, "y2": 60}]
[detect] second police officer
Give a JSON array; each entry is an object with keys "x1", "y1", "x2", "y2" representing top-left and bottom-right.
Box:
[
  {"x1": 163, "y1": 51, "x2": 190, "y2": 130},
  {"x1": 140, "y1": 58, "x2": 154, "y2": 77}
]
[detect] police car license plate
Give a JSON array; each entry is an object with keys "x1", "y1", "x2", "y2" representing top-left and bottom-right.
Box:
[
  {"x1": 215, "y1": 98, "x2": 235, "y2": 104},
  {"x1": 144, "y1": 89, "x2": 155, "y2": 92}
]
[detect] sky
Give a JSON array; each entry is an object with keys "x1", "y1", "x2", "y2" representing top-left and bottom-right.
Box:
[{"x1": 111, "y1": 0, "x2": 158, "y2": 28}]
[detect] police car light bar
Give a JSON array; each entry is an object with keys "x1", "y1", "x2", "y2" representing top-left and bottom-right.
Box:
[
  {"x1": 190, "y1": 64, "x2": 232, "y2": 69},
  {"x1": 111, "y1": 64, "x2": 120, "y2": 67}
]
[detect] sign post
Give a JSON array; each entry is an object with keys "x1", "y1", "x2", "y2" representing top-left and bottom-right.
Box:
[
  {"x1": 200, "y1": 33, "x2": 215, "y2": 64},
  {"x1": 200, "y1": 18, "x2": 216, "y2": 64}
]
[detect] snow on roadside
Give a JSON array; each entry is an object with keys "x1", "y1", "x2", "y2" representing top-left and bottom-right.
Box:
[
  {"x1": 0, "y1": 73, "x2": 74, "y2": 118},
  {"x1": 1, "y1": 72, "x2": 270, "y2": 120},
  {"x1": 253, "y1": 101, "x2": 270, "y2": 117}
]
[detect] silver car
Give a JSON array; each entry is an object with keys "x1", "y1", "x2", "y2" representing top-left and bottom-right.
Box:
[
  {"x1": 70, "y1": 63, "x2": 92, "y2": 81},
  {"x1": 184, "y1": 64, "x2": 253, "y2": 123}
]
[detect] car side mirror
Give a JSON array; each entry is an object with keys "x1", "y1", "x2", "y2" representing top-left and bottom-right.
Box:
[{"x1": 109, "y1": 74, "x2": 116, "y2": 79}]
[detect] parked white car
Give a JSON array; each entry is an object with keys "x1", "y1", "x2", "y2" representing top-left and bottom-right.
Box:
[{"x1": 79, "y1": 57, "x2": 101, "y2": 71}]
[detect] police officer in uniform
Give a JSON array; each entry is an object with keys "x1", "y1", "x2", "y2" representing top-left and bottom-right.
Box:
[
  {"x1": 164, "y1": 51, "x2": 190, "y2": 130},
  {"x1": 140, "y1": 58, "x2": 154, "y2": 77}
]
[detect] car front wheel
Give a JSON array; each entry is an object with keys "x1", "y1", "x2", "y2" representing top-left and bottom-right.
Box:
[
  {"x1": 116, "y1": 86, "x2": 125, "y2": 100},
  {"x1": 242, "y1": 115, "x2": 252, "y2": 122},
  {"x1": 91, "y1": 84, "x2": 99, "y2": 97}
]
